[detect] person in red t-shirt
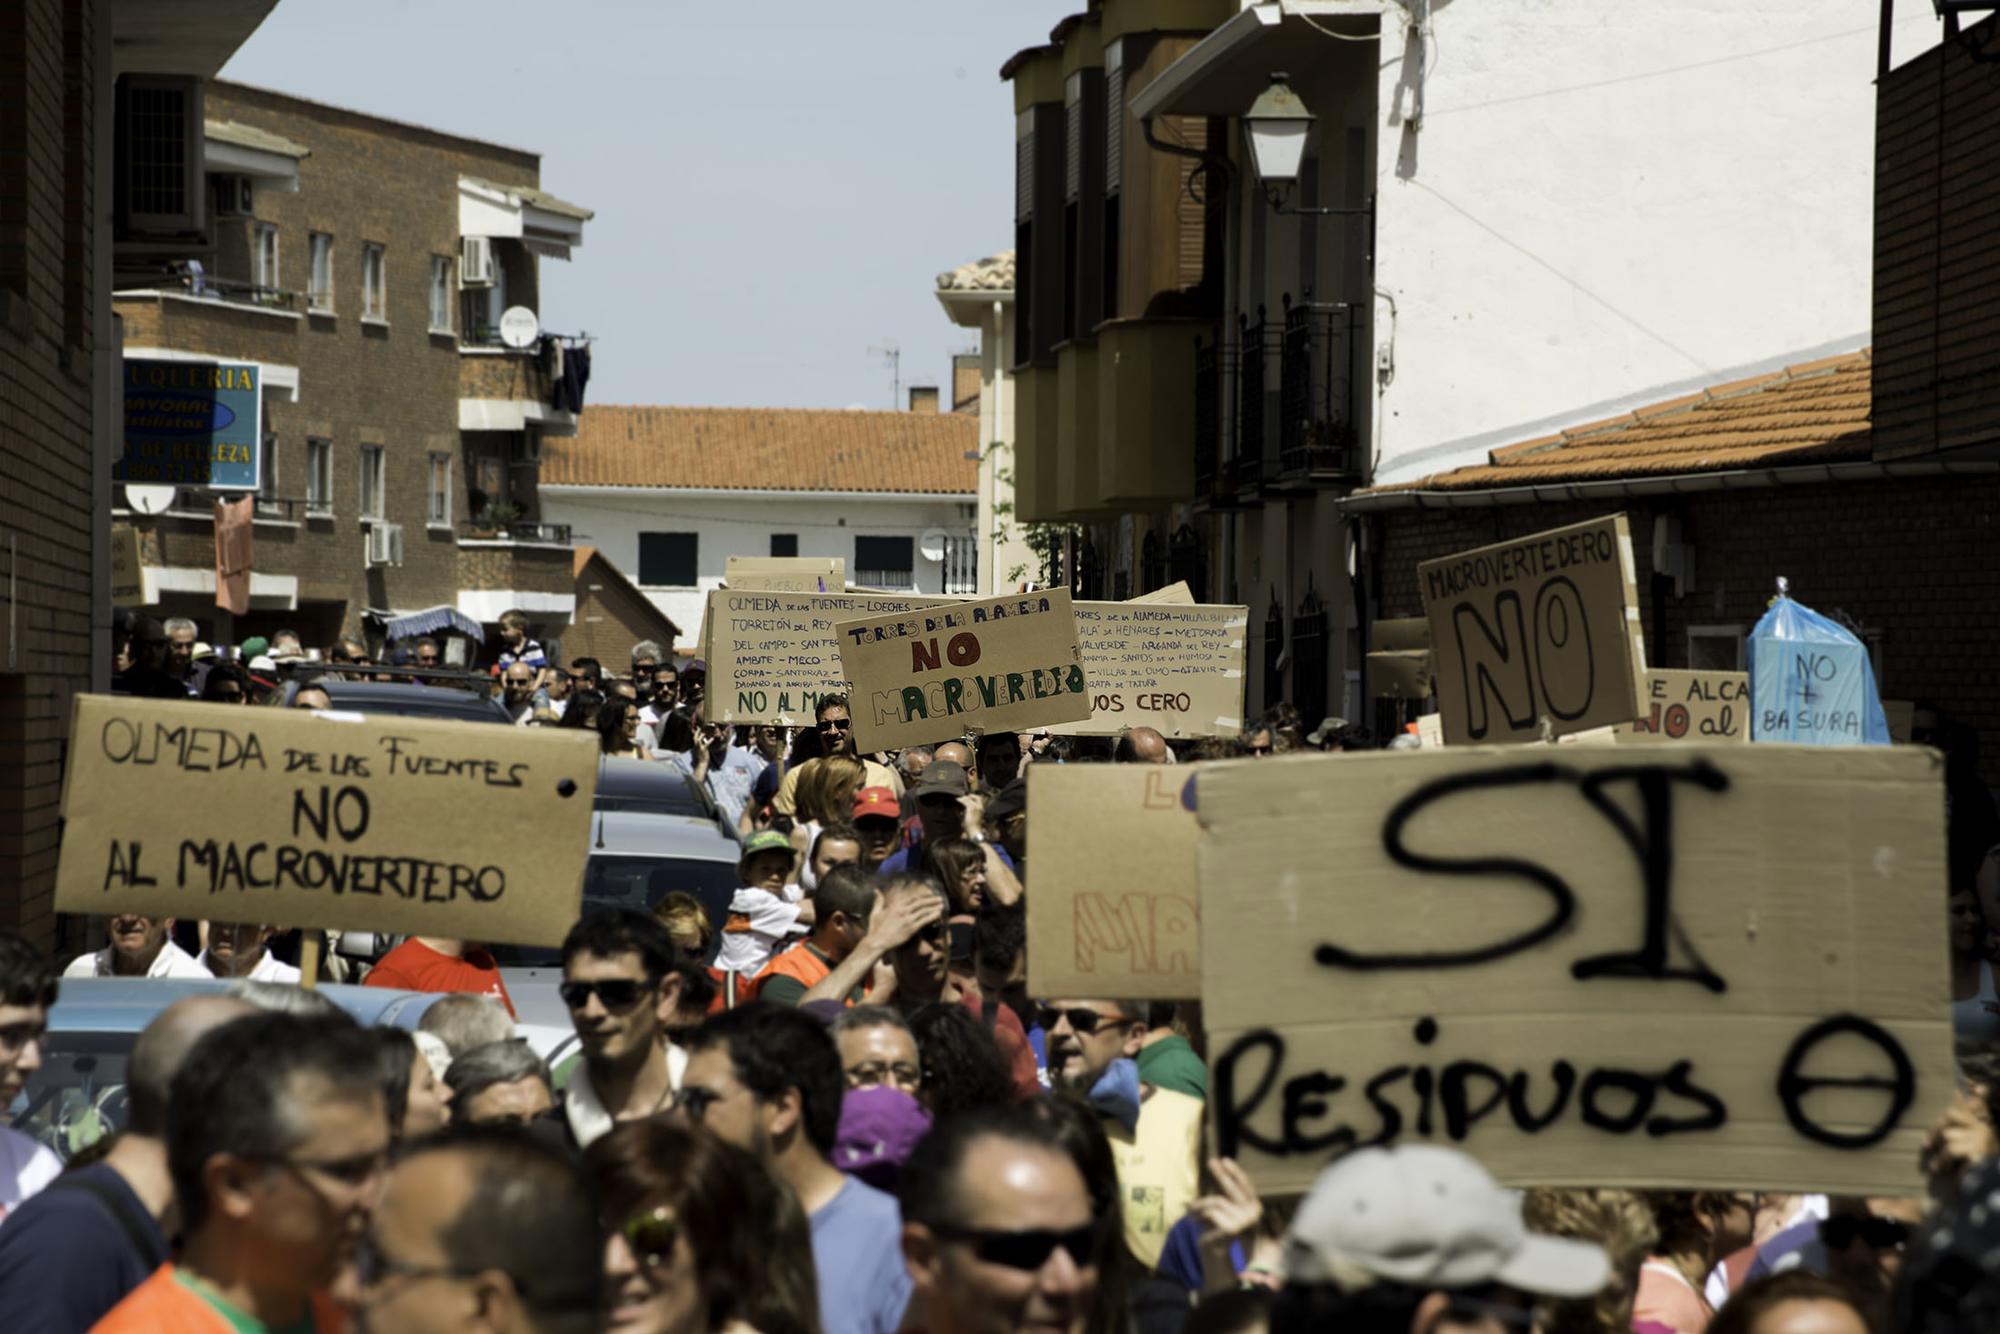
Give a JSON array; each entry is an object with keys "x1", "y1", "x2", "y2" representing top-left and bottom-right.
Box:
[{"x1": 364, "y1": 937, "x2": 516, "y2": 1019}]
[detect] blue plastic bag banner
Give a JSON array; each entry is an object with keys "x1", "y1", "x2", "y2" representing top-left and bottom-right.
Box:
[{"x1": 1748, "y1": 595, "x2": 1890, "y2": 745}]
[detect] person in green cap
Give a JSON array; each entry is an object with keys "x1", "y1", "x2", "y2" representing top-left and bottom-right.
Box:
[{"x1": 713, "y1": 830, "x2": 811, "y2": 978}]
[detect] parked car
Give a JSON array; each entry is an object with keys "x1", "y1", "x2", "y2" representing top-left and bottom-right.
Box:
[
  {"x1": 495, "y1": 809, "x2": 746, "y2": 1027},
  {"x1": 8, "y1": 978, "x2": 576, "y2": 1162},
  {"x1": 595, "y1": 755, "x2": 719, "y2": 821},
  {"x1": 282, "y1": 677, "x2": 511, "y2": 724}
]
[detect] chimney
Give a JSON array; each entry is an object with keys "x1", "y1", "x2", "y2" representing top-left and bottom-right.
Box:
[
  {"x1": 952, "y1": 354, "x2": 981, "y2": 413},
  {"x1": 908, "y1": 385, "x2": 939, "y2": 414}
]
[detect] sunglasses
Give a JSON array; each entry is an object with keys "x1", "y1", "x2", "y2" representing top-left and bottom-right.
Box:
[
  {"x1": 617, "y1": 1207, "x2": 681, "y2": 1269},
  {"x1": 1819, "y1": 1216, "x2": 1910, "y2": 1251},
  {"x1": 417, "y1": 655, "x2": 440, "y2": 665},
  {"x1": 933, "y1": 1223, "x2": 1097, "y2": 1271},
  {"x1": 1036, "y1": 1006, "x2": 1134, "y2": 1036},
  {"x1": 1246, "y1": 742, "x2": 1273, "y2": 755},
  {"x1": 558, "y1": 978, "x2": 657, "y2": 1011},
  {"x1": 819, "y1": 717, "x2": 851, "y2": 731}
]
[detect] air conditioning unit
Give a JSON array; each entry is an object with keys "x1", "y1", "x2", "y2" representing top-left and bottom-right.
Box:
[
  {"x1": 366, "y1": 522, "x2": 405, "y2": 567},
  {"x1": 460, "y1": 236, "x2": 495, "y2": 287},
  {"x1": 210, "y1": 174, "x2": 253, "y2": 219}
]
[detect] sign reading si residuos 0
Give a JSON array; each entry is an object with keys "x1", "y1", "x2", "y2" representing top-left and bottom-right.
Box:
[
  {"x1": 56, "y1": 697, "x2": 602, "y2": 946},
  {"x1": 1197, "y1": 744, "x2": 1949, "y2": 1193},
  {"x1": 117, "y1": 358, "x2": 262, "y2": 491},
  {"x1": 1420, "y1": 514, "x2": 1646, "y2": 745}
]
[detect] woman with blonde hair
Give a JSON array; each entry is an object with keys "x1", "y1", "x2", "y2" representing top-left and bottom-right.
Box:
[
  {"x1": 788, "y1": 754, "x2": 865, "y2": 886},
  {"x1": 1521, "y1": 1188, "x2": 1659, "y2": 1334}
]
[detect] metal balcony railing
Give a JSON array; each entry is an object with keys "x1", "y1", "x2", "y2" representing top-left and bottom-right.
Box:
[
  {"x1": 1236, "y1": 308, "x2": 1279, "y2": 497},
  {"x1": 1279, "y1": 294, "x2": 1364, "y2": 483},
  {"x1": 162, "y1": 270, "x2": 298, "y2": 312},
  {"x1": 460, "y1": 519, "x2": 573, "y2": 544}
]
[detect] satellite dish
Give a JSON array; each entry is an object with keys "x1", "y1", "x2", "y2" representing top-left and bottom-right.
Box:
[
  {"x1": 499, "y1": 306, "x2": 541, "y2": 349},
  {"x1": 125, "y1": 484, "x2": 177, "y2": 515},
  {"x1": 919, "y1": 528, "x2": 949, "y2": 563}
]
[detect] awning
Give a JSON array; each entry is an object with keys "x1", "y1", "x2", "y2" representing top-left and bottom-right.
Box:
[
  {"x1": 367, "y1": 605, "x2": 487, "y2": 643},
  {"x1": 458, "y1": 176, "x2": 592, "y2": 261},
  {"x1": 205, "y1": 119, "x2": 308, "y2": 192}
]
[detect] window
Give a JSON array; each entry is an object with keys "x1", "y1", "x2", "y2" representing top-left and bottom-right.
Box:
[
  {"x1": 253, "y1": 223, "x2": 278, "y2": 293},
  {"x1": 362, "y1": 243, "x2": 386, "y2": 321},
  {"x1": 638, "y1": 532, "x2": 699, "y2": 587},
  {"x1": 854, "y1": 535, "x2": 914, "y2": 589},
  {"x1": 427, "y1": 453, "x2": 452, "y2": 527},
  {"x1": 769, "y1": 533, "x2": 798, "y2": 558},
  {"x1": 255, "y1": 434, "x2": 281, "y2": 517},
  {"x1": 306, "y1": 438, "x2": 333, "y2": 516},
  {"x1": 1688, "y1": 625, "x2": 1744, "y2": 672},
  {"x1": 428, "y1": 256, "x2": 453, "y2": 333},
  {"x1": 308, "y1": 233, "x2": 333, "y2": 312},
  {"x1": 359, "y1": 445, "x2": 385, "y2": 520}
]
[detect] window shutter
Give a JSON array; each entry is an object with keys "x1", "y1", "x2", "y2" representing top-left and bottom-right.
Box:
[
  {"x1": 1016, "y1": 110, "x2": 1036, "y2": 223},
  {"x1": 1065, "y1": 72, "x2": 1084, "y2": 202},
  {"x1": 1105, "y1": 46, "x2": 1123, "y2": 194}
]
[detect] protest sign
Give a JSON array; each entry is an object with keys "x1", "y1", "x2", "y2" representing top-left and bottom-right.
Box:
[
  {"x1": 110, "y1": 524, "x2": 147, "y2": 605},
  {"x1": 1196, "y1": 744, "x2": 1949, "y2": 1194},
  {"x1": 1129, "y1": 582, "x2": 1195, "y2": 605},
  {"x1": 1027, "y1": 765, "x2": 1201, "y2": 999},
  {"x1": 1415, "y1": 713, "x2": 1443, "y2": 748},
  {"x1": 1369, "y1": 652, "x2": 1433, "y2": 701},
  {"x1": 1373, "y1": 618, "x2": 1431, "y2": 653},
  {"x1": 1749, "y1": 594, "x2": 1891, "y2": 745},
  {"x1": 724, "y1": 556, "x2": 844, "y2": 593},
  {"x1": 56, "y1": 695, "x2": 601, "y2": 946},
  {"x1": 1613, "y1": 670, "x2": 1748, "y2": 744},
  {"x1": 706, "y1": 587, "x2": 954, "y2": 725},
  {"x1": 1049, "y1": 600, "x2": 1248, "y2": 738},
  {"x1": 1419, "y1": 515, "x2": 1646, "y2": 746},
  {"x1": 833, "y1": 590, "x2": 1091, "y2": 750}
]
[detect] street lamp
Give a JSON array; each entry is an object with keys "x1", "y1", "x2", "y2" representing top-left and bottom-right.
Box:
[{"x1": 1244, "y1": 73, "x2": 1312, "y2": 209}]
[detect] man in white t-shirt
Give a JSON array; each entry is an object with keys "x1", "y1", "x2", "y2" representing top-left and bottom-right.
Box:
[
  {"x1": 0, "y1": 931, "x2": 63, "y2": 1226},
  {"x1": 63, "y1": 915, "x2": 209, "y2": 980},
  {"x1": 196, "y1": 922, "x2": 302, "y2": 984}
]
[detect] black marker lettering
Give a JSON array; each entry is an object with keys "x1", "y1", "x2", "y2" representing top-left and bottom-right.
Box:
[{"x1": 1776, "y1": 1015, "x2": 1916, "y2": 1150}]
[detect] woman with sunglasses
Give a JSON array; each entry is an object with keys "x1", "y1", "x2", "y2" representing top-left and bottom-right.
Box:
[{"x1": 587, "y1": 1118, "x2": 822, "y2": 1334}]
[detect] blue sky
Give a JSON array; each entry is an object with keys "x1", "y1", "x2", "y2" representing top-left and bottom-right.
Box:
[{"x1": 223, "y1": 0, "x2": 1074, "y2": 408}]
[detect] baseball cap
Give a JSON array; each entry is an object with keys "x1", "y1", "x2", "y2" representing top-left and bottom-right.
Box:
[
  {"x1": 1284, "y1": 1145, "x2": 1608, "y2": 1297},
  {"x1": 984, "y1": 777, "x2": 1027, "y2": 821},
  {"x1": 1306, "y1": 716, "x2": 1347, "y2": 747},
  {"x1": 739, "y1": 830, "x2": 795, "y2": 866},
  {"x1": 852, "y1": 786, "x2": 901, "y2": 821},
  {"x1": 240, "y1": 636, "x2": 270, "y2": 660},
  {"x1": 910, "y1": 759, "x2": 970, "y2": 802},
  {"x1": 833, "y1": 1086, "x2": 933, "y2": 1191}
]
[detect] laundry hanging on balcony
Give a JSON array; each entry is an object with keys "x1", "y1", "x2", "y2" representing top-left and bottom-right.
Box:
[{"x1": 539, "y1": 335, "x2": 592, "y2": 415}]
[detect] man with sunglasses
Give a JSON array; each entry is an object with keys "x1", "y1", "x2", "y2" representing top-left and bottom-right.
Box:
[
  {"x1": 349, "y1": 1125, "x2": 601, "y2": 1334},
  {"x1": 94, "y1": 1012, "x2": 387, "y2": 1333},
  {"x1": 558, "y1": 909, "x2": 690, "y2": 1149},
  {"x1": 774, "y1": 695, "x2": 904, "y2": 818},
  {"x1": 898, "y1": 1104, "x2": 1101, "y2": 1334},
  {"x1": 681, "y1": 1003, "x2": 913, "y2": 1334}
]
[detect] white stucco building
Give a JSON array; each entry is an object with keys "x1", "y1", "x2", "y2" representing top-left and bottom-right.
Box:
[
  {"x1": 539, "y1": 405, "x2": 979, "y2": 642},
  {"x1": 935, "y1": 251, "x2": 1035, "y2": 594}
]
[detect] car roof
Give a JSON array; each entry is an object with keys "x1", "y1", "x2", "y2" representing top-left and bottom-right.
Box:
[
  {"x1": 46, "y1": 977, "x2": 441, "y2": 1031},
  {"x1": 594, "y1": 757, "x2": 711, "y2": 814},
  {"x1": 585, "y1": 809, "x2": 742, "y2": 861},
  {"x1": 289, "y1": 679, "x2": 510, "y2": 722}
]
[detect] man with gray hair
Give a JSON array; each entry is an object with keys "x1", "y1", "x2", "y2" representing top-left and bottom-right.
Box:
[
  {"x1": 162, "y1": 616, "x2": 200, "y2": 692},
  {"x1": 629, "y1": 640, "x2": 663, "y2": 677},
  {"x1": 444, "y1": 1039, "x2": 555, "y2": 1127},
  {"x1": 0, "y1": 994, "x2": 256, "y2": 1328},
  {"x1": 418, "y1": 993, "x2": 514, "y2": 1060}
]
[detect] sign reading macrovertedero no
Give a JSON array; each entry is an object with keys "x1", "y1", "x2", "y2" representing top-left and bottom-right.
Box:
[
  {"x1": 1614, "y1": 670, "x2": 1748, "y2": 744},
  {"x1": 834, "y1": 590, "x2": 1091, "y2": 750},
  {"x1": 116, "y1": 358, "x2": 262, "y2": 490},
  {"x1": 1196, "y1": 744, "x2": 1949, "y2": 1194},
  {"x1": 56, "y1": 696, "x2": 601, "y2": 946},
  {"x1": 1420, "y1": 515, "x2": 1646, "y2": 745},
  {"x1": 1027, "y1": 766, "x2": 1201, "y2": 1000}
]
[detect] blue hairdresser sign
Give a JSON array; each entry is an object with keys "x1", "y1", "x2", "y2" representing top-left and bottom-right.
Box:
[{"x1": 116, "y1": 358, "x2": 262, "y2": 491}]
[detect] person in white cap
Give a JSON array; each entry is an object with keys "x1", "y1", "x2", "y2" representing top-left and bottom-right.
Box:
[{"x1": 1272, "y1": 1144, "x2": 1610, "y2": 1334}]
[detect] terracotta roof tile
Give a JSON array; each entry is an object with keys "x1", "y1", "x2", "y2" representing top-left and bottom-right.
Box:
[
  {"x1": 1365, "y1": 350, "x2": 1873, "y2": 495},
  {"x1": 544, "y1": 406, "x2": 978, "y2": 495},
  {"x1": 937, "y1": 250, "x2": 1016, "y2": 293}
]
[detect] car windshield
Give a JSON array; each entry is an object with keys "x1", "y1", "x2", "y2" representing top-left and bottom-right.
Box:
[
  {"x1": 9, "y1": 1030, "x2": 135, "y2": 1163},
  {"x1": 489, "y1": 855, "x2": 740, "y2": 967}
]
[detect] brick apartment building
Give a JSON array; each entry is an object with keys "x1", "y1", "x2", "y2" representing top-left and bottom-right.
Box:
[{"x1": 114, "y1": 80, "x2": 594, "y2": 656}]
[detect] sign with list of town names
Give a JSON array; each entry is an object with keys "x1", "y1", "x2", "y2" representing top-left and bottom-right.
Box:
[
  {"x1": 1419, "y1": 514, "x2": 1647, "y2": 746},
  {"x1": 833, "y1": 590, "x2": 1092, "y2": 751},
  {"x1": 56, "y1": 696, "x2": 601, "y2": 946},
  {"x1": 1047, "y1": 600, "x2": 1248, "y2": 738},
  {"x1": 707, "y1": 588, "x2": 955, "y2": 726},
  {"x1": 1196, "y1": 743, "x2": 1950, "y2": 1195},
  {"x1": 116, "y1": 358, "x2": 263, "y2": 491}
]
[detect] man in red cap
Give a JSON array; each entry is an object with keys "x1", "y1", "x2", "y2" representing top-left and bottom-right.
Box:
[{"x1": 851, "y1": 786, "x2": 903, "y2": 874}]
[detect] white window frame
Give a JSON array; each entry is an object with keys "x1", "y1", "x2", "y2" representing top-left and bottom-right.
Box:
[
  {"x1": 1687, "y1": 624, "x2": 1745, "y2": 672},
  {"x1": 362, "y1": 243, "x2": 386, "y2": 322},
  {"x1": 256, "y1": 433, "x2": 282, "y2": 516},
  {"x1": 306, "y1": 437, "x2": 333, "y2": 516},
  {"x1": 359, "y1": 444, "x2": 386, "y2": 520},
  {"x1": 426, "y1": 452, "x2": 453, "y2": 528},
  {"x1": 428, "y1": 255, "x2": 453, "y2": 334},
  {"x1": 253, "y1": 223, "x2": 279, "y2": 293},
  {"x1": 308, "y1": 232, "x2": 333, "y2": 312}
]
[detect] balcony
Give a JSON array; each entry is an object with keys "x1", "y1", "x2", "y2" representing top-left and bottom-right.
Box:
[
  {"x1": 456, "y1": 518, "x2": 573, "y2": 546},
  {"x1": 1234, "y1": 308, "x2": 1278, "y2": 503},
  {"x1": 459, "y1": 341, "x2": 576, "y2": 438},
  {"x1": 136, "y1": 269, "x2": 299, "y2": 313},
  {"x1": 1278, "y1": 295, "x2": 1364, "y2": 486}
]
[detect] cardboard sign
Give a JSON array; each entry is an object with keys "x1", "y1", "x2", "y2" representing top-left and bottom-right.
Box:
[
  {"x1": 1368, "y1": 651, "x2": 1433, "y2": 701},
  {"x1": 707, "y1": 588, "x2": 954, "y2": 725},
  {"x1": 1419, "y1": 515, "x2": 1646, "y2": 746},
  {"x1": 1613, "y1": 670, "x2": 1748, "y2": 744},
  {"x1": 1027, "y1": 766, "x2": 1202, "y2": 999},
  {"x1": 1373, "y1": 618, "x2": 1431, "y2": 653},
  {"x1": 1129, "y1": 582, "x2": 1196, "y2": 605},
  {"x1": 56, "y1": 695, "x2": 601, "y2": 946},
  {"x1": 110, "y1": 524, "x2": 147, "y2": 605},
  {"x1": 1415, "y1": 713, "x2": 1444, "y2": 748},
  {"x1": 1196, "y1": 744, "x2": 1949, "y2": 1194},
  {"x1": 724, "y1": 556, "x2": 844, "y2": 593},
  {"x1": 1049, "y1": 600, "x2": 1249, "y2": 738},
  {"x1": 833, "y1": 590, "x2": 1091, "y2": 750}
]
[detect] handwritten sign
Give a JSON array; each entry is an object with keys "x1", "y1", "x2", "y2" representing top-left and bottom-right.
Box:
[
  {"x1": 1048, "y1": 601, "x2": 1248, "y2": 738},
  {"x1": 1419, "y1": 514, "x2": 1646, "y2": 746},
  {"x1": 1129, "y1": 582, "x2": 1195, "y2": 605},
  {"x1": 1613, "y1": 670, "x2": 1748, "y2": 744},
  {"x1": 55, "y1": 696, "x2": 601, "y2": 946},
  {"x1": 1027, "y1": 766, "x2": 1201, "y2": 999},
  {"x1": 1749, "y1": 598, "x2": 1891, "y2": 745},
  {"x1": 708, "y1": 588, "x2": 952, "y2": 725},
  {"x1": 724, "y1": 556, "x2": 844, "y2": 593},
  {"x1": 833, "y1": 590, "x2": 1091, "y2": 750},
  {"x1": 110, "y1": 524, "x2": 147, "y2": 605},
  {"x1": 1196, "y1": 744, "x2": 1949, "y2": 1194}
]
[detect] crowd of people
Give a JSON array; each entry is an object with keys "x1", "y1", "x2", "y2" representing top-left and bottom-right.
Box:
[{"x1": 51, "y1": 612, "x2": 2000, "y2": 1333}]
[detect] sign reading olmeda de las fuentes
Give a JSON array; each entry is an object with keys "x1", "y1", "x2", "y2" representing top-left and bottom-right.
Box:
[{"x1": 116, "y1": 358, "x2": 261, "y2": 491}]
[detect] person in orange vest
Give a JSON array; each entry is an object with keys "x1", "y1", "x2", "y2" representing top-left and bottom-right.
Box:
[{"x1": 759, "y1": 865, "x2": 886, "y2": 1008}]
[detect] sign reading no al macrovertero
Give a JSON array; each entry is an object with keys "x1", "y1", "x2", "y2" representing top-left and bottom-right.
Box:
[
  {"x1": 1419, "y1": 514, "x2": 1647, "y2": 745},
  {"x1": 1613, "y1": 670, "x2": 1749, "y2": 744},
  {"x1": 1197, "y1": 743, "x2": 1950, "y2": 1195},
  {"x1": 116, "y1": 359, "x2": 262, "y2": 491},
  {"x1": 708, "y1": 588, "x2": 952, "y2": 726},
  {"x1": 834, "y1": 590, "x2": 1091, "y2": 751},
  {"x1": 56, "y1": 696, "x2": 601, "y2": 946}
]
